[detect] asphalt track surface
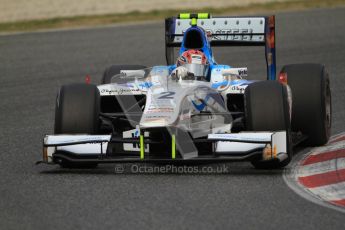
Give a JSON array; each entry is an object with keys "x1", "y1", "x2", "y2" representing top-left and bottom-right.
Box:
[{"x1": 1, "y1": 7, "x2": 345, "y2": 230}]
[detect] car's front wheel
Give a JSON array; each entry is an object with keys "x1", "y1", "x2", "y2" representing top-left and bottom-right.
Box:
[
  {"x1": 54, "y1": 83, "x2": 100, "y2": 168},
  {"x1": 244, "y1": 81, "x2": 292, "y2": 169}
]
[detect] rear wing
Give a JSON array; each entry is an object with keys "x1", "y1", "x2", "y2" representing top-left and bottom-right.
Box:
[{"x1": 165, "y1": 13, "x2": 277, "y2": 80}]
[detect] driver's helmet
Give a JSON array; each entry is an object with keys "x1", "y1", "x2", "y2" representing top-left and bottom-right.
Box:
[{"x1": 176, "y1": 49, "x2": 209, "y2": 79}]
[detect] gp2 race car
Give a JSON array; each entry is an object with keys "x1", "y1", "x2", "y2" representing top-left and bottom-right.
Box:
[{"x1": 41, "y1": 13, "x2": 331, "y2": 169}]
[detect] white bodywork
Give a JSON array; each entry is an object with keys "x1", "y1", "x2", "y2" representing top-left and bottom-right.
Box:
[
  {"x1": 42, "y1": 67, "x2": 289, "y2": 163},
  {"x1": 98, "y1": 67, "x2": 230, "y2": 132},
  {"x1": 43, "y1": 131, "x2": 287, "y2": 163},
  {"x1": 43, "y1": 135, "x2": 111, "y2": 163}
]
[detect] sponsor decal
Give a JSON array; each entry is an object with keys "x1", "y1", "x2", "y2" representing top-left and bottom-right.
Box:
[
  {"x1": 237, "y1": 69, "x2": 247, "y2": 76},
  {"x1": 230, "y1": 85, "x2": 246, "y2": 93},
  {"x1": 148, "y1": 99, "x2": 175, "y2": 107},
  {"x1": 139, "y1": 82, "x2": 153, "y2": 89},
  {"x1": 100, "y1": 88, "x2": 140, "y2": 95},
  {"x1": 191, "y1": 55, "x2": 202, "y2": 64},
  {"x1": 144, "y1": 115, "x2": 170, "y2": 119},
  {"x1": 122, "y1": 129, "x2": 149, "y2": 152},
  {"x1": 146, "y1": 108, "x2": 174, "y2": 113},
  {"x1": 211, "y1": 79, "x2": 249, "y2": 89},
  {"x1": 212, "y1": 28, "x2": 254, "y2": 41}
]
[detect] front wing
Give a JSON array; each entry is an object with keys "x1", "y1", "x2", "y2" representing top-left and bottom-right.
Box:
[{"x1": 41, "y1": 131, "x2": 288, "y2": 164}]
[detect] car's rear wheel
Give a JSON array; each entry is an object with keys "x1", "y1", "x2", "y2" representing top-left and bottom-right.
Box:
[
  {"x1": 281, "y1": 63, "x2": 331, "y2": 146},
  {"x1": 245, "y1": 81, "x2": 292, "y2": 169},
  {"x1": 102, "y1": 64, "x2": 147, "y2": 84},
  {"x1": 54, "y1": 83, "x2": 100, "y2": 168}
]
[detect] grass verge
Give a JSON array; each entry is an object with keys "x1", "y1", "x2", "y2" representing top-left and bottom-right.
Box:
[{"x1": 0, "y1": 0, "x2": 344, "y2": 33}]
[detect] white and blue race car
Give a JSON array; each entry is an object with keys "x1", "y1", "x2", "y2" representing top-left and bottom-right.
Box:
[{"x1": 41, "y1": 13, "x2": 331, "y2": 169}]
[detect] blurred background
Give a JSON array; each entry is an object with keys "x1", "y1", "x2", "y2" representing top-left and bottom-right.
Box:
[
  {"x1": 0, "y1": 0, "x2": 296, "y2": 22},
  {"x1": 0, "y1": 0, "x2": 343, "y2": 33}
]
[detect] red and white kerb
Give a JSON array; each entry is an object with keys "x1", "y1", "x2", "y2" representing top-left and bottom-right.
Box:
[{"x1": 295, "y1": 133, "x2": 345, "y2": 208}]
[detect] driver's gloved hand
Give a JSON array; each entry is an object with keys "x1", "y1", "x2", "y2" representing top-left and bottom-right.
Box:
[{"x1": 171, "y1": 66, "x2": 189, "y2": 80}]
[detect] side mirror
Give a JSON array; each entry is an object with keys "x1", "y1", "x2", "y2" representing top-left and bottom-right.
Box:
[
  {"x1": 222, "y1": 68, "x2": 248, "y2": 78},
  {"x1": 119, "y1": 70, "x2": 146, "y2": 79}
]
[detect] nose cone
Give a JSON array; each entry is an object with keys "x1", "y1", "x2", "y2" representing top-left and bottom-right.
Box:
[{"x1": 139, "y1": 90, "x2": 180, "y2": 129}]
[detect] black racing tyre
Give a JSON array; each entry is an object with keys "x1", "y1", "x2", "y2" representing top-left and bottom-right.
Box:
[
  {"x1": 55, "y1": 83, "x2": 100, "y2": 134},
  {"x1": 281, "y1": 64, "x2": 331, "y2": 146},
  {"x1": 245, "y1": 81, "x2": 292, "y2": 169},
  {"x1": 54, "y1": 83, "x2": 100, "y2": 168},
  {"x1": 102, "y1": 65, "x2": 147, "y2": 84}
]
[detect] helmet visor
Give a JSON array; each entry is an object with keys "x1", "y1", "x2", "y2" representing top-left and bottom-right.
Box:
[{"x1": 182, "y1": 63, "x2": 209, "y2": 77}]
